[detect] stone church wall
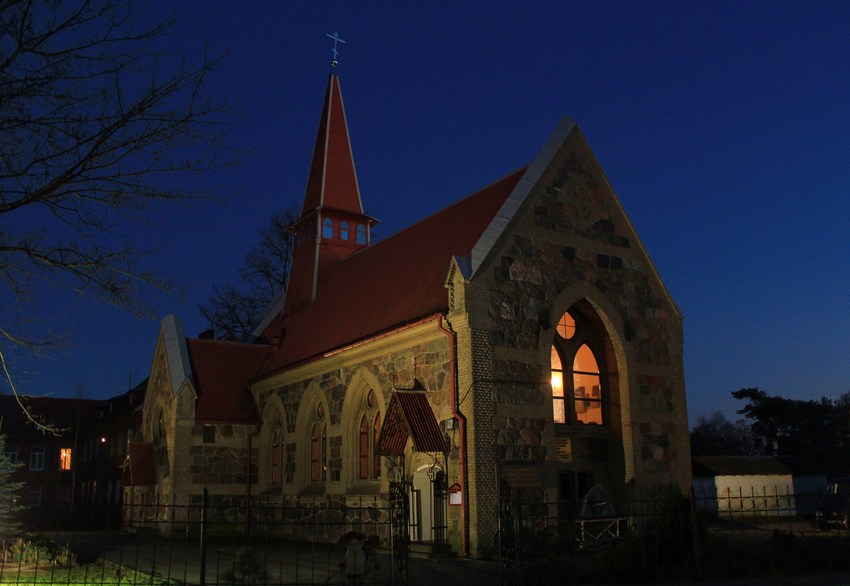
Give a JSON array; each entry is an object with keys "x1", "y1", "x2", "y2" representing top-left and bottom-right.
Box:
[
  {"x1": 480, "y1": 132, "x2": 688, "y2": 492},
  {"x1": 255, "y1": 332, "x2": 453, "y2": 494}
]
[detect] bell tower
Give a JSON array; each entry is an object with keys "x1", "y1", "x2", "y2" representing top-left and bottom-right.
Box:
[{"x1": 284, "y1": 61, "x2": 376, "y2": 316}]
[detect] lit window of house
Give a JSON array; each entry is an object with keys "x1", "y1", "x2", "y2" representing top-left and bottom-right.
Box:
[{"x1": 60, "y1": 448, "x2": 72, "y2": 471}]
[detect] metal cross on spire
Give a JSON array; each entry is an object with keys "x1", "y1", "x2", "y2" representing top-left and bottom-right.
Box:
[{"x1": 326, "y1": 32, "x2": 346, "y2": 67}]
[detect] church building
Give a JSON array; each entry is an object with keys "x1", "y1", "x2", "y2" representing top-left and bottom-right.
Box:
[{"x1": 123, "y1": 67, "x2": 690, "y2": 558}]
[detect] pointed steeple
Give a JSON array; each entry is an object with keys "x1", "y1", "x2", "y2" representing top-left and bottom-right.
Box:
[{"x1": 284, "y1": 71, "x2": 377, "y2": 316}]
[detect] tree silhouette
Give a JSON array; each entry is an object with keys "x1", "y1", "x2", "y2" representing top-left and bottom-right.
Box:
[
  {"x1": 0, "y1": 1, "x2": 231, "y2": 430},
  {"x1": 199, "y1": 207, "x2": 296, "y2": 339}
]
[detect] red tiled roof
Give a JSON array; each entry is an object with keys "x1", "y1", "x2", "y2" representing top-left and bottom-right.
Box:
[
  {"x1": 123, "y1": 442, "x2": 156, "y2": 486},
  {"x1": 302, "y1": 72, "x2": 362, "y2": 216},
  {"x1": 186, "y1": 339, "x2": 265, "y2": 424},
  {"x1": 261, "y1": 167, "x2": 526, "y2": 374},
  {"x1": 377, "y1": 391, "x2": 445, "y2": 455}
]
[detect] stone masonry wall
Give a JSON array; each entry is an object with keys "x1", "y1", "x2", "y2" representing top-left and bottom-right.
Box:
[
  {"x1": 255, "y1": 335, "x2": 452, "y2": 492},
  {"x1": 474, "y1": 131, "x2": 688, "y2": 491}
]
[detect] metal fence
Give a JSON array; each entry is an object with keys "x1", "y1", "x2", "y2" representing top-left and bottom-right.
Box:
[
  {"x1": 498, "y1": 485, "x2": 850, "y2": 585},
  {"x1": 4, "y1": 486, "x2": 850, "y2": 585},
  {"x1": 1, "y1": 488, "x2": 410, "y2": 586}
]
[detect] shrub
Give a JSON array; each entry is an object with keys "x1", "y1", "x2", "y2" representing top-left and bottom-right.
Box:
[{"x1": 219, "y1": 547, "x2": 268, "y2": 585}]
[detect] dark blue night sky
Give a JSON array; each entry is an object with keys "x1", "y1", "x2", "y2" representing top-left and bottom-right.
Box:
[{"x1": 6, "y1": 1, "x2": 850, "y2": 424}]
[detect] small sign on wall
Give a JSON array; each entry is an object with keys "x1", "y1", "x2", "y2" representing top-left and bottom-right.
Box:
[{"x1": 448, "y1": 483, "x2": 462, "y2": 506}]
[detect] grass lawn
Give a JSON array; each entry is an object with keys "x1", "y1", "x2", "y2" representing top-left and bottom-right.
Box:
[{"x1": 0, "y1": 560, "x2": 183, "y2": 585}]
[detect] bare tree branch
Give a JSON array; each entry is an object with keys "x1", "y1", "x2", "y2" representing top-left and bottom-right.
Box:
[
  {"x1": 199, "y1": 207, "x2": 296, "y2": 339},
  {"x1": 0, "y1": 0, "x2": 235, "y2": 427}
]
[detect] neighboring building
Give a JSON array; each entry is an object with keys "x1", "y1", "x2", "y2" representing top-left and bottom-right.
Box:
[
  {"x1": 126, "y1": 68, "x2": 690, "y2": 557},
  {"x1": 693, "y1": 456, "x2": 827, "y2": 517},
  {"x1": 75, "y1": 379, "x2": 147, "y2": 508},
  {"x1": 0, "y1": 395, "x2": 101, "y2": 507}
]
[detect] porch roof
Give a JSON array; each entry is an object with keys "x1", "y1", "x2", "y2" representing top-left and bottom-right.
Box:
[{"x1": 376, "y1": 390, "x2": 446, "y2": 455}]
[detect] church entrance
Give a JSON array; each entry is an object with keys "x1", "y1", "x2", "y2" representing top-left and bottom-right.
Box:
[{"x1": 410, "y1": 464, "x2": 446, "y2": 543}]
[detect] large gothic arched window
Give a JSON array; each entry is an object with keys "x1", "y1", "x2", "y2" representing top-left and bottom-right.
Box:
[{"x1": 551, "y1": 310, "x2": 605, "y2": 425}]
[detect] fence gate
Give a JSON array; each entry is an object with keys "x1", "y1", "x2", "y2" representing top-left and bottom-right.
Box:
[
  {"x1": 498, "y1": 480, "x2": 519, "y2": 586},
  {"x1": 390, "y1": 480, "x2": 411, "y2": 585}
]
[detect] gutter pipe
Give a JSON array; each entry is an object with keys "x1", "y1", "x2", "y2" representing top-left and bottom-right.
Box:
[{"x1": 436, "y1": 313, "x2": 469, "y2": 558}]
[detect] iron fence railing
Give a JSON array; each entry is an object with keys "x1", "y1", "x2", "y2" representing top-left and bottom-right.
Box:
[
  {"x1": 498, "y1": 487, "x2": 850, "y2": 585},
  {"x1": 1, "y1": 490, "x2": 409, "y2": 586},
  {"x1": 3, "y1": 486, "x2": 850, "y2": 585}
]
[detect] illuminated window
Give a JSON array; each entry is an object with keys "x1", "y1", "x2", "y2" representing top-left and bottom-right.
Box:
[
  {"x1": 30, "y1": 447, "x2": 44, "y2": 471},
  {"x1": 550, "y1": 310, "x2": 606, "y2": 425},
  {"x1": 356, "y1": 224, "x2": 366, "y2": 244},
  {"x1": 340, "y1": 221, "x2": 349, "y2": 240},
  {"x1": 556, "y1": 312, "x2": 576, "y2": 339},
  {"x1": 60, "y1": 448, "x2": 72, "y2": 471},
  {"x1": 322, "y1": 218, "x2": 333, "y2": 239}
]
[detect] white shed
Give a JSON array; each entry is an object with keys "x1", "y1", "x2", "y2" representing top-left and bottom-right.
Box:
[{"x1": 692, "y1": 456, "x2": 827, "y2": 517}]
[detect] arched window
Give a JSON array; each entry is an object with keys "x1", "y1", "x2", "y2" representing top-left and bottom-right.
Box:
[
  {"x1": 356, "y1": 224, "x2": 366, "y2": 245},
  {"x1": 270, "y1": 413, "x2": 283, "y2": 485},
  {"x1": 372, "y1": 412, "x2": 382, "y2": 478},
  {"x1": 359, "y1": 416, "x2": 370, "y2": 479},
  {"x1": 340, "y1": 221, "x2": 349, "y2": 240},
  {"x1": 356, "y1": 389, "x2": 382, "y2": 480},
  {"x1": 551, "y1": 310, "x2": 605, "y2": 425},
  {"x1": 322, "y1": 217, "x2": 333, "y2": 239},
  {"x1": 311, "y1": 423, "x2": 328, "y2": 481},
  {"x1": 308, "y1": 402, "x2": 327, "y2": 482}
]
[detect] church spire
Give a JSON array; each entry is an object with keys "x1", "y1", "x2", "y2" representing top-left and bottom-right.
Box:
[{"x1": 284, "y1": 67, "x2": 376, "y2": 316}]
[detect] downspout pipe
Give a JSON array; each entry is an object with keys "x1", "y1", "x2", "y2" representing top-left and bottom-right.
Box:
[{"x1": 436, "y1": 314, "x2": 470, "y2": 557}]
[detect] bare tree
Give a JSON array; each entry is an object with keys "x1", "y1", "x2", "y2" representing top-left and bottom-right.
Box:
[
  {"x1": 199, "y1": 207, "x2": 296, "y2": 339},
  {"x1": 0, "y1": 1, "x2": 232, "y2": 431},
  {"x1": 690, "y1": 411, "x2": 761, "y2": 457}
]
